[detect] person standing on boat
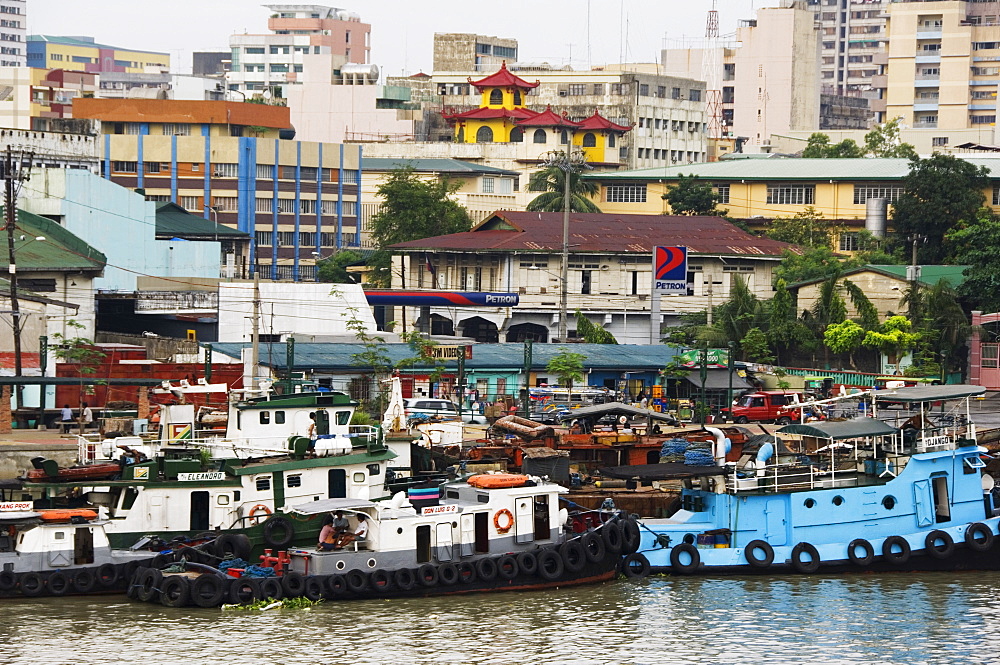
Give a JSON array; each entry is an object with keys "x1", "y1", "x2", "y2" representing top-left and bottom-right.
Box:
[{"x1": 307, "y1": 412, "x2": 318, "y2": 453}]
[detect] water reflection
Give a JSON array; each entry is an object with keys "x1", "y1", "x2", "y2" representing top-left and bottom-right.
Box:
[{"x1": 3, "y1": 572, "x2": 999, "y2": 665}]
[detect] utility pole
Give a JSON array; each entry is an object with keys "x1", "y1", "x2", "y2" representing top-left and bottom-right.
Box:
[
  {"x1": 4, "y1": 148, "x2": 33, "y2": 411},
  {"x1": 251, "y1": 271, "x2": 261, "y2": 391}
]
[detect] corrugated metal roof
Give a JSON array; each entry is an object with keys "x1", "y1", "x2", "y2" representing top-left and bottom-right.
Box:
[
  {"x1": 208, "y1": 342, "x2": 683, "y2": 372},
  {"x1": 0, "y1": 208, "x2": 106, "y2": 274},
  {"x1": 155, "y1": 202, "x2": 248, "y2": 238},
  {"x1": 362, "y1": 158, "x2": 519, "y2": 177},
  {"x1": 389, "y1": 211, "x2": 795, "y2": 257}
]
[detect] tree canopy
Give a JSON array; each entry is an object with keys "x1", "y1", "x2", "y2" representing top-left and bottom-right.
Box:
[
  {"x1": 767, "y1": 207, "x2": 842, "y2": 248},
  {"x1": 662, "y1": 174, "x2": 725, "y2": 216},
  {"x1": 526, "y1": 165, "x2": 601, "y2": 213},
  {"x1": 800, "y1": 119, "x2": 916, "y2": 159},
  {"x1": 546, "y1": 348, "x2": 587, "y2": 390},
  {"x1": 802, "y1": 133, "x2": 864, "y2": 158},
  {"x1": 316, "y1": 249, "x2": 363, "y2": 283},
  {"x1": 575, "y1": 310, "x2": 618, "y2": 344},
  {"x1": 947, "y1": 214, "x2": 1000, "y2": 312}
]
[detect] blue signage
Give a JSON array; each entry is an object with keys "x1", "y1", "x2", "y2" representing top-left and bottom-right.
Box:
[
  {"x1": 653, "y1": 246, "x2": 688, "y2": 295},
  {"x1": 364, "y1": 291, "x2": 520, "y2": 307}
]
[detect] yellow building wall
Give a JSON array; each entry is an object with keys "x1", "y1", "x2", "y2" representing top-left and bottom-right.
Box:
[{"x1": 43, "y1": 44, "x2": 169, "y2": 73}]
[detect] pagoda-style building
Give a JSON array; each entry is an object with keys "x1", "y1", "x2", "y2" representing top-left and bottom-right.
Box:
[{"x1": 442, "y1": 63, "x2": 631, "y2": 165}]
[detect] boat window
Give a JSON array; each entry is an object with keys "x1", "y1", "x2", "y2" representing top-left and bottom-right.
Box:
[
  {"x1": 353, "y1": 472, "x2": 365, "y2": 483},
  {"x1": 832, "y1": 495, "x2": 844, "y2": 506},
  {"x1": 260, "y1": 411, "x2": 270, "y2": 425},
  {"x1": 446, "y1": 490, "x2": 459, "y2": 499},
  {"x1": 234, "y1": 491, "x2": 241, "y2": 502},
  {"x1": 121, "y1": 487, "x2": 139, "y2": 510},
  {"x1": 54, "y1": 531, "x2": 65, "y2": 540},
  {"x1": 217, "y1": 494, "x2": 230, "y2": 506},
  {"x1": 256, "y1": 476, "x2": 271, "y2": 491},
  {"x1": 274, "y1": 411, "x2": 285, "y2": 424},
  {"x1": 337, "y1": 411, "x2": 350, "y2": 425},
  {"x1": 367, "y1": 464, "x2": 380, "y2": 476},
  {"x1": 804, "y1": 498, "x2": 816, "y2": 508},
  {"x1": 882, "y1": 495, "x2": 896, "y2": 510},
  {"x1": 287, "y1": 474, "x2": 302, "y2": 488}
]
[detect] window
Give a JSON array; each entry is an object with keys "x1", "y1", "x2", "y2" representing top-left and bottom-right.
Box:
[
  {"x1": 582, "y1": 132, "x2": 597, "y2": 148},
  {"x1": 839, "y1": 232, "x2": 859, "y2": 252},
  {"x1": 112, "y1": 161, "x2": 138, "y2": 173},
  {"x1": 932, "y1": 137, "x2": 949, "y2": 147},
  {"x1": 993, "y1": 186, "x2": 1000, "y2": 206},
  {"x1": 321, "y1": 200, "x2": 337, "y2": 215},
  {"x1": 255, "y1": 231, "x2": 272, "y2": 246},
  {"x1": 606, "y1": 184, "x2": 647, "y2": 203},
  {"x1": 639, "y1": 83, "x2": 649, "y2": 96},
  {"x1": 610, "y1": 83, "x2": 628, "y2": 95},
  {"x1": 921, "y1": 67, "x2": 941, "y2": 76},
  {"x1": 276, "y1": 198, "x2": 295, "y2": 213},
  {"x1": 608, "y1": 134, "x2": 616, "y2": 147},
  {"x1": 592, "y1": 83, "x2": 604, "y2": 95},
  {"x1": 714, "y1": 183, "x2": 730, "y2": 204},
  {"x1": 766, "y1": 184, "x2": 815, "y2": 205},
  {"x1": 482, "y1": 177, "x2": 494, "y2": 193},
  {"x1": 256, "y1": 164, "x2": 274, "y2": 179},
  {"x1": 270, "y1": 64, "x2": 289, "y2": 73},
  {"x1": 974, "y1": 42, "x2": 1000, "y2": 50},
  {"x1": 489, "y1": 89, "x2": 502, "y2": 105},
  {"x1": 300, "y1": 199, "x2": 316, "y2": 214},
  {"x1": 245, "y1": 47, "x2": 265, "y2": 54},
  {"x1": 971, "y1": 67, "x2": 998, "y2": 76},
  {"x1": 497, "y1": 178, "x2": 513, "y2": 195},
  {"x1": 971, "y1": 115, "x2": 996, "y2": 125},
  {"x1": 144, "y1": 162, "x2": 162, "y2": 174},
  {"x1": 276, "y1": 231, "x2": 295, "y2": 245},
  {"x1": 255, "y1": 198, "x2": 273, "y2": 213},
  {"x1": 853, "y1": 185, "x2": 904, "y2": 205},
  {"x1": 689, "y1": 89, "x2": 702, "y2": 102},
  {"x1": 299, "y1": 166, "x2": 318, "y2": 180},
  {"x1": 581, "y1": 270, "x2": 592, "y2": 295},
  {"x1": 124, "y1": 123, "x2": 141, "y2": 135},
  {"x1": 213, "y1": 163, "x2": 238, "y2": 177},
  {"x1": 161, "y1": 123, "x2": 190, "y2": 136},
  {"x1": 255, "y1": 476, "x2": 271, "y2": 491},
  {"x1": 513, "y1": 91, "x2": 522, "y2": 105},
  {"x1": 180, "y1": 196, "x2": 199, "y2": 211},
  {"x1": 286, "y1": 474, "x2": 301, "y2": 488},
  {"x1": 509, "y1": 127, "x2": 523, "y2": 142},
  {"x1": 671, "y1": 87, "x2": 681, "y2": 99},
  {"x1": 213, "y1": 196, "x2": 238, "y2": 212},
  {"x1": 494, "y1": 45, "x2": 516, "y2": 59}
]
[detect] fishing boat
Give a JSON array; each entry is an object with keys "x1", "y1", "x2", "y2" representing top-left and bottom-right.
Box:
[
  {"x1": 605, "y1": 385, "x2": 1000, "y2": 576},
  {"x1": 0, "y1": 502, "x2": 157, "y2": 598},
  {"x1": 126, "y1": 472, "x2": 637, "y2": 607}
]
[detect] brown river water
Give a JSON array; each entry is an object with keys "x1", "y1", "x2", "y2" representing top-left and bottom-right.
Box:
[{"x1": 4, "y1": 571, "x2": 1000, "y2": 665}]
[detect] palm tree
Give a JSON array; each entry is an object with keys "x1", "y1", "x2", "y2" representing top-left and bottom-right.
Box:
[{"x1": 526, "y1": 166, "x2": 602, "y2": 213}]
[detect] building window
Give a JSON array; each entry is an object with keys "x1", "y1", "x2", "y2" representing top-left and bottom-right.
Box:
[
  {"x1": 180, "y1": 196, "x2": 199, "y2": 211},
  {"x1": 213, "y1": 196, "x2": 238, "y2": 211},
  {"x1": 713, "y1": 183, "x2": 730, "y2": 204},
  {"x1": 255, "y1": 231, "x2": 272, "y2": 246},
  {"x1": 124, "y1": 123, "x2": 141, "y2": 135},
  {"x1": 321, "y1": 200, "x2": 338, "y2": 215},
  {"x1": 608, "y1": 134, "x2": 616, "y2": 148},
  {"x1": 489, "y1": 89, "x2": 503, "y2": 105},
  {"x1": 276, "y1": 199, "x2": 295, "y2": 214},
  {"x1": 245, "y1": 47, "x2": 265, "y2": 54},
  {"x1": 766, "y1": 184, "x2": 815, "y2": 205},
  {"x1": 592, "y1": 84, "x2": 604, "y2": 95},
  {"x1": 112, "y1": 161, "x2": 138, "y2": 173},
  {"x1": 161, "y1": 123, "x2": 191, "y2": 136},
  {"x1": 144, "y1": 162, "x2": 162, "y2": 174},
  {"x1": 839, "y1": 232, "x2": 859, "y2": 252},
  {"x1": 513, "y1": 91, "x2": 522, "y2": 105},
  {"x1": 638, "y1": 83, "x2": 649, "y2": 96},
  {"x1": 671, "y1": 87, "x2": 681, "y2": 99},
  {"x1": 931, "y1": 137, "x2": 949, "y2": 147},
  {"x1": 509, "y1": 126, "x2": 523, "y2": 142},
  {"x1": 342, "y1": 200, "x2": 357, "y2": 216},
  {"x1": 689, "y1": 89, "x2": 702, "y2": 102},
  {"x1": 497, "y1": 178, "x2": 513, "y2": 195},
  {"x1": 270, "y1": 64, "x2": 289, "y2": 73},
  {"x1": 610, "y1": 83, "x2": 628, "y2": 95},
  {"x1": 853, "y1": 184, "x2": 904, "y2": 205},
  {"x1": 993, "y1": 186, "x2": 1000, "y2": 206},
  {"x1": 482, "y1": 177, "x2": 495, "y2": 194},
  {"x1": 300, "y1": 199, "x2": 316, "y2": 214},
  {"x1": 605, "y1": 184, "x2": 647, "y2": 203},
  {"x1": 255, "y1": 198, "x2": 273, "y2": 213},
  {"x1": 568, "y1": 84, "x2": 586, "y2": 96},
  {"x1": 971, "y1": 115, "x2": 996, "y2": 125}
]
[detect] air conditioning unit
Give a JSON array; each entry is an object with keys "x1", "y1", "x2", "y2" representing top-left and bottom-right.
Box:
[{"x1": 558, "y1": 90, "x2": 568, "y2": 97}]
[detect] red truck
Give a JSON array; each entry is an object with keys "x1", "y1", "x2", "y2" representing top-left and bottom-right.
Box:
[{"x1": 726, "y1": 390, "x2": 821, "y2": 425}]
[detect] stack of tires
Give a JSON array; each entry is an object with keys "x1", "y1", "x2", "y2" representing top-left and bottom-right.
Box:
[{"x1": 0, "y1": 560, "x2": 148, "y2": 598}]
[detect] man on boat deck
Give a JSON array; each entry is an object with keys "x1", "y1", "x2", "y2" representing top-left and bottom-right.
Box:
[{"x1": 334, "y1": 514, "x2": 368, "y2": 549}]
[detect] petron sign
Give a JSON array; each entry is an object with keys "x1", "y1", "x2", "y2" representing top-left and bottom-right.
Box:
[
  {"x1": 364, "y1": 291, "x2": 519, "y2": 307},
  {"x1": 652, "y1": 246, "x2": 688, "y2": 295}
]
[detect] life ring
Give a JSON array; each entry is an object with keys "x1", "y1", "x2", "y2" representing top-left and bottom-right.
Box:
[
  {"x1": 965, "y1": 522, "x2": 994, "y2": 552},
  {"x1": 847, "y1": 538, "x2": 874, "y2": 566},
  {"x1": 669, "y1": 542, "x2": 700, "y2": 575},
  {"x1": 744, "y1": 540, "x2": 774, "y2": 568},
  {"x1": 882, "y1": 535, "x2": 911, "y2": 565},
  {"x1": 790, "y1": 542, "x2": 821, "y2": 574},
  {"x1": 247, "y1": 504, "x2": 272, "y2": 525},
  {"x1": 493, "y1": 508, "x2": 514, "y2": 534},
  {"x1": 925, "y1": 530, "x2": 955, "y2": 559}
]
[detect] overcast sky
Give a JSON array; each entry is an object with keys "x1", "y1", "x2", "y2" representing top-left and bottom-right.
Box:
[{"x1": 30, "y1": 0, "x2": 779, "y2": 77}]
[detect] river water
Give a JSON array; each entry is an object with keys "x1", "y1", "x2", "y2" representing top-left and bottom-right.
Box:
[{"x1": 5, "y1": 571, "x2": 1000, "y2": 665}]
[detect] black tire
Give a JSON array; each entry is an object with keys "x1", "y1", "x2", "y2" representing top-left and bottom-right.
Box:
[
  {"x1": 496, "y1": 555, "x2": 519, "y2": 581},
  {"x1": 326, "y1": 574, "x2": 348, "y2": 598},
  {"x1": 438, "y1": 562, "x2": 459, "y2": 586},
  {"x1": 735, "y1": 416, "x2": 750, "y2": 424},
  {"x1": 136, "y1": 568, "x2": 163, "y2": 602},
  {"x1": 303, "y1": 576, "x2": 325, "y2": 601},
  {"x1": 744, "y1": 540, "x2": 774, "y2": 568},
  {"x1": 123, "y1": 560, "x2": 143, "y2": 581},
  {"x1": 882, "y1": 535, "x2": 911, "y2": 565},
  {"x1": 125, "y1": 570, "x2": 141, "y2": 600},
  {"x1": 228, "y1": 578, "x2": 259, "y2": 605},
  {"x1": 370, "y1": 569, "x2": 393, "y2": 593},
  {"x1": 621, "y1": 519, "x2": 641, "y2": 555},
  {"x1": 621, "y1": 552, "x2": 651, "y2": 579},
  {"x1": 582, "y1": 532, "x2": 607, "y2": 564},
  {"x1": 191, "y1": 574, "x2": 228, "y2": 608},
  {"x1": 281, "y1": 571, "x2": 306, "y2": 598},
  {"x1": 476, "y1": 557, "x2": 499, "y2": 582},
  {"x1": 559, "y1": 541, "x2": 587, "y2": 573},
  {"x1": 847, "y1": 538, "x2": 875, "y2": 566},
  {"x1": 602, "y1": 522, "x2": 624, "y2": 554},
  {"x1": 345, "y1": 570, "x2": 369, "y2": 594},
  {"x1": 925, "y1": 530, "x2": 955, "y2": 560},
  {"x1": 151, "y1": 553, "x2": 171, "y2": 569},
  {"x1": 669, "y1": 543, "x2": 700, "y2": 575},
  {"x1": 20, "y1": 572, "x2": 44, "y2": 597},
  {"x1": 790, "y1": 542, "x2": 821, "y2": 574},
  {"x1": 96, "y1": 563, "x2": 119, "y2": 588},
  {"x1": 417, "y1": 563, "x2": 439, "y2": 587},
  {"x1": 537, "y1": 549, "x2": 564, "y2": 581},
  {"x1": 516, "y1": 551, "x2": 538, "y2": 576},
  {"x1": 393, "y1": 568, "x2": 416, "y2": 592},
  {"x1": 0, "y1": 570, "x2": 15, "y2": 591},
  {"x1": 965, "y1": 522, "x2": 994, "y2": 552},
  {"x1": 456, "y1": 561, "x2": 477, "y2": 584},
  {"x1": 776, "y1": 417, "x2": 793, "y2": 426},
  {"x1": 47, "y1": 571, "x2": 70, "y2": 596},
  {"x1": 214, "y1": 534, "x2": 251, "y2": 561},
  {"x1": 159, "y1": 576, "x2": 191, "y2": 607},
  {"x1": 72, "y1": 568, "x2": 97, "y2": 594},
  {"x1": 263, "y1": 517, "x2": 295, "y2": 549},
  {"x1": 259, "y1": 577, "x2": 283, "y2": 600}
]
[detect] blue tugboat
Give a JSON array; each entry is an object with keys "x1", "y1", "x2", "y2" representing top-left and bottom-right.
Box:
[{"x1": 612, "y1": 385, "x2": 1000, "y2": 576}]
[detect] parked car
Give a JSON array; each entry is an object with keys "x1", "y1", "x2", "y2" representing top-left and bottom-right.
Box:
[
  {"x1": 725, "y1": 390, "x2": 821, "y2": 425},
  {"x1": 403, "y1": 398, "x2": 481, "y2": 424}
]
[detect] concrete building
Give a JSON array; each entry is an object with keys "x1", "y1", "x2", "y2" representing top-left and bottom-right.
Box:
[
  {"x1": 0, "y1": 128, "x2": 100, "y2": 171},
  {"x1": 192, "y1": 52, "x2": 230, "y2": 78},
  {"x1": 433, "y1": 33, "x2": 518, "y2": 73},
  {"x1": 809, "y1": 0, "x2": 887, "y2": 107},
  {"x1": 225, "y1": 4, "x2": 370, "y2": 97},
  {"x1": 0, "y1": 67, "x2": 98, "y2": 131},
  {"x1": 26, "y1": 35, "x2": 169, "y2": 74},
  {"x1": 0, "y1": 0, "x2": 24, "y2": 66},
  {"x1": 97, "y1": 72, "x2": 228, "y2": 101}
]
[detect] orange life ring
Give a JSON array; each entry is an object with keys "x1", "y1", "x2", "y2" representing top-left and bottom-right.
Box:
[
  {"x1": 493, "y1": 508, "x2": 514, "y2": 534},
  {"x1": 248, "y1": 504, "x2": 272, "y2": 525}
]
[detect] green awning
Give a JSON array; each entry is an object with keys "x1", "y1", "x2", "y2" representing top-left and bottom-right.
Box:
[{"x1": 779, "y1": 419, "x2": 899, "y2": 440}]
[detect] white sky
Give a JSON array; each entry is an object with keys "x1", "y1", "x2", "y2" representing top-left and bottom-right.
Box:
[{"x1": 29, "y1": 0, "x2": 780, "y2": 78}]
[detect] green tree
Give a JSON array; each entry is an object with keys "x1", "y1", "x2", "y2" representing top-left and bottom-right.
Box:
[
  {"x1": 773, "y1": 245, "x2": 859, "y2": 286},
  {"x1": 316, "y1": 249, "x2": 363, "y2": 283},
  {"x1": 663, "y1": 174, "x2": 725, "y2": 216},
  {"x1": 768, "y1": 278, "x2": 813, "y2": 365},
  {"x1": 714, "y1": 274, "x2": 766, "y2": 351},
  {"x1": 767, "y1": 207, "x2": 842, "y2": 248},
  {"x1": 947, "y1": 213, "x2": 1000, "y2": 312},
  {"x1": 863, "y1": 118, "x2": 917, "y2": 158},
  {"x1": 891, "y1": 154, "x2": 991, "y2": 264},
  {"x1": 526, "y1": 165, "x2": 601, "y2": 213},
  {"x1": 824, "y1": 319, "x2": 866, "y2": 369},
  {"x1": 802, "y1": 132, "x2": 864, "y2": 158},
  {"x1": 841, "y1": 279, "x2": 880, "y2": 331},
  {"x1": 863, "y1": 315, "x2": 920, "y2": 374},
  {"x1": 369, "y1": 166, "x2": 473, "y2": 286},
  {"x1": 741, "y1": 327, "x2": 775, "y2": 363},
  {"x1": 53, "y1": 320, "x2": 107, "y2": 431},
  {"x1": 546, "y1": 348, "x2": 587, "y2": 391},
  {"x1": 575, "y1": 310, "x2": 618, "y2": 344},
  {"x1": 340, "y1": 302, "x2": 392, "y2": 415}
]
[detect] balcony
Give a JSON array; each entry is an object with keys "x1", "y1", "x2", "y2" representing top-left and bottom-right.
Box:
[
  {"x1": 915, "y1": 54, "x2": 941, "y2": 64},
  {"x1": 915, "y1": 30, "x2": 943, "y2": 39},
  {"x1": 913, "y1": 121, "x2": 938, "y2": 129},
  {"x1": 913, "y1": 102, "x2": 939, "y2": 112}
]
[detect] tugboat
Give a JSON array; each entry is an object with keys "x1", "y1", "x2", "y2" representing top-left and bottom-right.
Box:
[
  {"x1": 606, "y1": 385, "x2": 1000, "y2": 576},
  {"x1": 126, "y1": 472, "x2": 637, "y2": 607}
]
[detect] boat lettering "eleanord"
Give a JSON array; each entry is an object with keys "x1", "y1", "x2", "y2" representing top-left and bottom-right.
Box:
[{"x1": 177, "y1": 472, "x2": 227, "y2": 482}]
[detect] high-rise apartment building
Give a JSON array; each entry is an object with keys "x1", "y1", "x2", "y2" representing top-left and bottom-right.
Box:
[
  {"x1": 433, "y1": 33, "x2": 518, "y2": 72},
  {"x1": 0, "y1": 0, "x2": 24, "y2": 66},
  {"x1": 809, "y1": 0, "x2": 887, "y2": 102}
]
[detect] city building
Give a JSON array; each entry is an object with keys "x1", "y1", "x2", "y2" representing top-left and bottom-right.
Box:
[
  {"x1": 97, "y1": 72, "x2": 228, "y2": 101},
  {"x1": 0, "y1": 0, "x2": 25, "y2": 66},
  {"x1": 433, "y1": 33, "x2": 517, "y2": 73},
  {"x1": 386, "y1": 211, "x2": 793, "y2": 345},
  {"x1": 0, "y1": 67, "x2": 97, "y2": 131},
  {"x1": 192, "y1": 52, "x2": 231, "y2": 78},
  {"x1": 809, "y1": 0, "x2": 887, "y2": 109},
  {"x1": 26, "y1": 35, "x2": 169, "y2": 73},
  {"x1": 71, "y1": 97, "x2": 363, "y2": 282},
  {"x1": 225, "y1": 4, "x2": 370, "y2": 97}
]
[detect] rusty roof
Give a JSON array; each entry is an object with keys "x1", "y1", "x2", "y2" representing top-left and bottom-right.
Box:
[{"x1": 389, "y1": 211, "x2": 797, "y2": 257}]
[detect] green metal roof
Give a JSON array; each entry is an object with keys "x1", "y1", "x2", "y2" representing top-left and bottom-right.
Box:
[
  {"x1": 0, "y1": 208, "x2": 106, "y2": 274},
  {"x1": 155, "y1": 202, "x2": 248, "y2": 239},
  {"x1": 584, "y1": 157, "x2": 1000, "y2": 182},
  {"x1": 362, "y1": 158, "x2": 519, "y2": 177},
  {"x1": 868, "y1": 265, "x2": 968, "y2": 288}
]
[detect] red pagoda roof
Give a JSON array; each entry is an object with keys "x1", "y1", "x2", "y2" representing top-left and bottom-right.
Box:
[
  {"x1": 442, "y1": 106, "x2": 538, "y2": 122},
  {"x1": 516, "y1": 106, "x2": 581, "y2": 129},
  {"x1": 576, "y1": 110, "x2": 632, "y2": 132},
  {"x1": 468, "y1": 62, "x2": 539, "y2": 90}
]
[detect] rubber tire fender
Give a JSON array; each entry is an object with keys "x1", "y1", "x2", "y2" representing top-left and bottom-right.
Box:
[
  {"x1": 159, "y1": 575, "x2": 191, "y2": 607},
  {"x1": 669, "y1": 543, "x2": 701, "y2": 575},
  {"x1": 582, "y1": 532, "x2": 607, "y2": 564},
  {"x1": 475, "y1": 557, "x2": 498, "y2": 582},
  {"x1": 882, "y1": 535, "x2": 911, "y2": 565},
  {"x1": 136, "y1": 568, "x2": 163, "y2": 602},
  {"x1": 515, "y1": 551, "x2": 538, "y2": 576},
  {"x1": 602, "y1": 521, "x2": 624, "y2": 555},
  {"x1": 47, "y1": 571, "x2": 70, "y2": 596},
  {"x1": 924, "y1": 530, "x2": 955, "y2": 560},
  {"x1": 965, "y1": 522, "x2": 994, "y2": 553},
  {"x1": 20, "y1": 572, "x2": 44, "y2": 597},
  {"x1": 303, "y1": 576, "x2": 325, "y2": 601},
  {"x1": 744, "y1": 540, "x2": 774, "y2": 568},
  {"x1": 258, "y1": 577, "x2": 283, "y2": 600},
  {"x1": 393, "y1": 568, "x2": 416, "y2": 592},
  {"x1": 456, "y1": 561, "x2": 477, "y2": 584},
  {"x1": 0, "y1": 569, "x2": 15, "y2": 591},
  {"x1": 96, "y1": 563, "x2": 119, "y2": 588},
  {"x1": 537, "y1": 548, "x2": 565, "y2": 581},
  {"x1": 621, "y1": 519, "x2": 642, "y2": 555},
  {"x1": 790, "y1": 542, "x2": 821, "y2": 574},
  {"x1": 345, "y1": 569, "x2": 369, "y2": 595},
  {"x1": 262, "y1": 516, "x2": 295, "y2": 549},
  {"x1": 214, "y1": 533, "x2": 251, "y2": 561},
  {"x1": 72, "y1": 568, "x2": 97, "y2": 594},
  {"x1": 369, "y1": 569, "x2": 393, "y2": 593},
  {"x1": 125, "y1": 570, "x2": 141, "y2": 600},
  {"x1": 228, "y1": 578, "x2": 260, "y2": 605},
  {"x1": 847, "y1": 538, "x2": 875, "y2": 566},
  {"x1": 621, "y1": 552, "x2": 652, "y2": 579},
  {"x1": 559, "y1": 541, "x2": 587, "y2": 573},
  {"x1": 417, "y1": 563, "x2": 439, "y2": 587},
  {"x1": 326, "y1": 574, "x2": 349, "y2": 597},
  {"x1": 280, "y1": 571, "x2": 306, "y2": 598},
  {"x1": 496, "y1": 554, "x2": 519, "y2": 581},
  {"x1": 190, "y1": 574, "x2": 227, "y2": 608},
  {"x1": 437, "y1": 562, "x2": 459, "y2": 586}
]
